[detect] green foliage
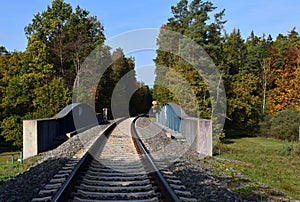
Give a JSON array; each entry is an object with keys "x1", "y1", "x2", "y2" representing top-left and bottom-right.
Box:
[
  {"x1": 0, "y1": 72, "x2": 71, "y2": 147},
  {"x1": 154, "y1": 0, "x2": 225, "y2": 119},
  {"x1": 1, "y1": 0, "x2": 300, "y2": 147},
  {"x1": 259, "y1": 108, "x2": 300, "y2": 141},
  {"x1": 130, "y1": 83, "x2": 152, "y2": 116},
  {"x1": 294, "y1": 143, "x2": 300, "y2": 155},
  {"x1": 0, "y1": 116, "x2": 23, "y2": 148},
  {"x1": 95, "y1": 48, "x2": 139, "y2": 119},
  {"x1": 0, "y1": 0, "x2": 101, "y2": 148},
  {"x1": 25, "y1": 0, "x2": 105, "y2": 88},
  {"x1": 3, "y1": 73, "x2": 45, "y2": 116},
  {"x1": 220, "y1": 29, "x2": 247, "y2": 76},
  {"x1": 227, "y1": 72, "x2": 261, "y2": 131},
  {"x1": 154, "y1": 1, "x2": 300, "y2": 140},
  {"x1": 32, "y1": 77, "x2": 71, "y2": 118}
]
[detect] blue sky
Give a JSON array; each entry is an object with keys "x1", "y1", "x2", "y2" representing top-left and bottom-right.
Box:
[{"x1": 1, "y1": 0, "x2": 299, "y2": 85}]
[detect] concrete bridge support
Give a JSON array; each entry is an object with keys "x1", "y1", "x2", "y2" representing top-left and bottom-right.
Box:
[{"x1": 23, "y1": 103, "x2": 100, "y2": 159}]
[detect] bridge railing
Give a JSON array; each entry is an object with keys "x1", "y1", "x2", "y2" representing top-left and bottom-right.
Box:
[
  {"x1": 0, "y1": 152, "x2": 23, "y2": 164},
  {"x1": 23, "y1": 103, "x2": 102, "y2": 159},
  {"x1": 156, "y1": 103, "x2": 212, "y2": 157},
  {"x1": 156, "y1": 103, "x2": 183, "y2": 132}
]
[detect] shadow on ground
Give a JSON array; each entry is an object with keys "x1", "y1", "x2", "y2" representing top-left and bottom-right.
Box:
[{"x1": 0, "y1": 157, "x2": 70, "y2": 202}]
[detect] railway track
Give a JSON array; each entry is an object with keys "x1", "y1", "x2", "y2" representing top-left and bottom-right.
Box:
[{"x1": 33, "y1": 117, "x2": 196, "y2": 202}]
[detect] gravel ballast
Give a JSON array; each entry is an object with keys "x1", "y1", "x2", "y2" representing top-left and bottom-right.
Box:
[
  {"x1": 0, "y1": 123, "x2": 109, "y2": 202},
  {"x1": 0, "y1": 118, "x2": 296, "y2": 202},
  {"x1": 135, "y1": 117, "x2": 296, "y2": 202}
]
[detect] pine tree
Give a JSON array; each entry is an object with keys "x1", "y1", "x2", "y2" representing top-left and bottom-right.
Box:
[{"x1": 154, "y1": 0, "x2": 225, "y2": 119}]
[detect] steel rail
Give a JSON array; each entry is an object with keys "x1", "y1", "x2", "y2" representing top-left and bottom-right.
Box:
[
  {"x1": 52, "y1": 118, "x2": 124, "y2": 202},
  {"x1": 131, "y1": 115, "x2": 181, "y2": 202},
  {"x1": 52, "y1": 116, "x2": 180, "y2": 201}
]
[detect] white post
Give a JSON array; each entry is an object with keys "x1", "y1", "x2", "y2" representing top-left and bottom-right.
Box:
[
  {"x1": 23, "y1": 120, "x2": 38, "y2": 159},
  {"x1": 103, "y1": 108, "x2": 108, "y2": 121},
  {"x1": 197, "y1": 119, "x2": 212, "y2": 157}
]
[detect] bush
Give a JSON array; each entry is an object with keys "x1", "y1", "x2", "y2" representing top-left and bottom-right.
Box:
[
  {"x1": 259, "y1": 108, "x2": 300, "y2": 141},
  {"x1": 0, "y1": 115, "x2": 23, "y2": 148}
]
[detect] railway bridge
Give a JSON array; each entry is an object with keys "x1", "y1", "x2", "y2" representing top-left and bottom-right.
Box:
[{"x1": 22, "y1": 103, "x2": 212, "y2": 201}]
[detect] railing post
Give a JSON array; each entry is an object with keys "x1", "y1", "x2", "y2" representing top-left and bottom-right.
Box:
[
  {"x1": 103, "y1": 108, "x2": 108, "y2": 121},
  {"x1": 20, "y1": 152, "x2": 23, "y2": 163}
]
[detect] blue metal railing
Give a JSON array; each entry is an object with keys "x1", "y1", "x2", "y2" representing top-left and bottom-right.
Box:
[
  {"x1": 155, "y1": 103, "x2": 213, "y2": 156},
  {"x1": 156, "y1": 103, "x2": 186, "y2": 132}
]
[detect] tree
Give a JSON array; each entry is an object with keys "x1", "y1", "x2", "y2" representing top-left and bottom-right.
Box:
[
  {"x1": 227, "y1": 72, "x2": 261, "y2": 131},
  {"x1": 0, "y1": 115, "x2": 23, "y2": 148},
  {"x1": 154, "y1": 0, "x2": 225, "y2": 119},
  {"x1": 218, "y1": 29, "x2": 253, "y2": 132},
  {"x1": 0, "y1": 46, "x2": 8, "y2": 56},
  {"x1": 95, "y1": 49, "x2": 139, "y2": 119},
  {"x1": 32, "y1": 77, "x2": 71, "y2": 118},
  {"x1": 260, "y1": 57, "x2": 274, "y2": 114},
  {"x1": 219, "y1": 29, "x2": 247, "y2": 77},
  {"x1": 264, "y1": 29, "x2": 300, "y2": 113},
  {"x1": 130, "y1": 82, "x2": 152, "y2": 116},
  {"x1": 24, "y1": 0, "x2": 105, "y2": 88},
  {"x1": 260, "y1": 108, "x2": 300, "y2": 141},
  {"x1": 268, "y1": 45, "x2": 300, "y2": 113},
  {"x1": 0, "y1": 0, "x2": 93, "y2": 148},
  {"x1": 0, "y1": 52, "x2": 24, "y2": 119}
]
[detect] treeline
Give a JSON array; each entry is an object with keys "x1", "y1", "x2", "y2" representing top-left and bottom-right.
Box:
[
  {"x1": 154, "y1": 0, "x2": 300, "y2": 141},
  {"x1": 0, "y1": 0, "x2": 151, "y2": 148}
]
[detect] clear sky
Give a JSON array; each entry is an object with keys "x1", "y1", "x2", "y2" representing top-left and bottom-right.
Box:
[{"x1": 1, "y1": 0, "x2": 299, "y2": 85}]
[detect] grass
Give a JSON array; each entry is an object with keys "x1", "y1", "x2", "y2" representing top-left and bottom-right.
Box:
[
  {"x1": 0, "y1": 142, "x2": 41, "y2": 185},
  {"x1": 0, "y1": 152, "x2": 21, "y2": 165},
  {"x1": 0, "y1": 142, "x2": 21, "y2": 165},
  {"x1": 217, "y1": 137, "x2": 300, "y2": 200},
  {"x1": 149, "y1": 117, "x2": 156, "y2": 122},
  {"x1": 0, "y1": 154, "x2": 41, "y2": 185}
]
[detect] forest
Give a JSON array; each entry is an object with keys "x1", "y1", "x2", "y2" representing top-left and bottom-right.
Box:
[
  {"x1": 153, "y1": 0, "x2": 300, "y2": 142},
  {"x1": 0, "y1": 0, "x2": 152, "y2": 149},
  {"x1": 0, "y1": 0, "x2": 300, "y2": 149}
]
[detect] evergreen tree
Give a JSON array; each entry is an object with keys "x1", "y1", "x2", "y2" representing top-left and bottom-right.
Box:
[{"x1": 154, "y1": 0, "x2": 225, "y2": 119}]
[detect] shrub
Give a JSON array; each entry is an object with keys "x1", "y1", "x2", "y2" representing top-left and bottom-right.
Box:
[
  {"x1": 259, "y1": 108, "x2": 300, "y2": 141},
  {"x1": 0, "y1": 115, "x2": 23, "y2": 148}
]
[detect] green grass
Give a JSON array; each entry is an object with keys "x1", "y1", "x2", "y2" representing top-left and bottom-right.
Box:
[
  {"x1": 0, "y1": 142, "x2": 41, "y2": 185},
  {"x1": 0, "y1": 154, "x2": 41, "y2": 185},
  {"x1": 217, "y1": 137, "x2": 300, "y2": 199},
  {"x1": 0, "y1": 162, "x2": 25, "y2": 184},
  {"x1": 0, "y1": 142, "x2": 21, "y2": 166},
  {"x1": 0, "y1": 152, "x2": 21, "y2": 165},
  {"x1": 149, "y1": 117, "x2": 156, "y2": 122}
]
